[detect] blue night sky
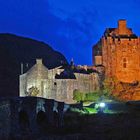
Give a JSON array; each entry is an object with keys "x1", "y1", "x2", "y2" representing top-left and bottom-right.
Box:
[{"x1": 0, "y1": 0, "x2": 140, "y2": 65}]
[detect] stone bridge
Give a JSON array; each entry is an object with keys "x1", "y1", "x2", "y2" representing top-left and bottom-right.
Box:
[{"x1": 0, "y1": 97, "x2": 65, "y2": 138}]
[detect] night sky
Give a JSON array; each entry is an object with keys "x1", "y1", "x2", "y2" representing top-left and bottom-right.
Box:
[{"x1": 0, "y1": 0, "x2": 140, "y2": 65}]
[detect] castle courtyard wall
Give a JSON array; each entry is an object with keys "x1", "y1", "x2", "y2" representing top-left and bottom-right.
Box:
[{"x1": 20, "y1": 62, "x2": 100, "y2": 104}]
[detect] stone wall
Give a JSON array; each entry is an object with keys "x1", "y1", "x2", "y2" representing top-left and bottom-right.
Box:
[
  {"x1": 20, "y1": 59, "x2": 100, "y2": 104},
  {"x1": 0, "y1": 99, "x2": 11, "y2": 138},
  {"x1": 102, "y1": 35, "x2": 140, "y2": 83}
]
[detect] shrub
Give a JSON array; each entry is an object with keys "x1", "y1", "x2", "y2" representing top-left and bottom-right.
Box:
[{"x1": 73, "y1": 89, "x2": 86, "y2": 103}]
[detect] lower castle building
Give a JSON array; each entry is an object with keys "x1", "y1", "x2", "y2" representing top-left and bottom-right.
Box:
[
  {"x1": 93, "y1": 19, "x2": 140, "y2": 83},
  {"x1": 20, "y1": 59, "x2": 100, "y2": 103}
]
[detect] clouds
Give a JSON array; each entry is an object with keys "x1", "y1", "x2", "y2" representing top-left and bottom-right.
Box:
[
  {"x1": 47, "y1": 0, "x2": 140, "y2": 64},
  {"x1": 47, "y1": 0, "x2": 103, "y2": 64},
  {"x1": 0, "y1": 0, "x2": 140, "y2": 65}
]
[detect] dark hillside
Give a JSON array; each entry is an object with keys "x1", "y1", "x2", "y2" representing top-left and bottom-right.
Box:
[{"x1": 0, "y1": 33, "x2": 68, "y2": 96}]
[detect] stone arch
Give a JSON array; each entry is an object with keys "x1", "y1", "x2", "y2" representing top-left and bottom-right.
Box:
[
  {"x1": 19, "y1": 110, "x2": 30, "y2": 131},
  {"x1": 36, "y1": 110, "x2": 47, "y2": 127}
]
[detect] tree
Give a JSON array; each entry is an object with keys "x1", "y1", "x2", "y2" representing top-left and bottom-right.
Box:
[
  {"x1": 102, "y1": 77, "x2": 122, "y2": 100},
  {"x1": 85, "y1": 91, "x2": 100, "y2": 102},
  {"x1": 73, "y1": 89, "x2": 85, "y2": 102},
  {"x1": 73, "y1": 89, "x2": 86, "y2": 109}
]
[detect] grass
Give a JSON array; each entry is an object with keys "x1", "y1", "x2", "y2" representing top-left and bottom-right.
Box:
[
  {"x1": 83, "y1": 107, "x2": 98, "y2": 114},
  {"x1": 70, "y1": 100, "x2": 139, "y2": 115}
]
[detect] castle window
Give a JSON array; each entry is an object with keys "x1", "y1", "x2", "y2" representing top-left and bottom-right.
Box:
[
  {"x1": 123, "y1": 58, "x2": 127, "y2": 68},
  {"x1": 123, "y1": 63, "x2": 126, "y2": 68},
  {"x1": 123, "y1": 58, "x2": 126, "y2": 62}
]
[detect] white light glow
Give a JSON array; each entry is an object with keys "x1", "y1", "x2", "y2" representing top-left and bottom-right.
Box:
[{"x1": 99, "y1": 102, "x2": 105, "y2": 108}]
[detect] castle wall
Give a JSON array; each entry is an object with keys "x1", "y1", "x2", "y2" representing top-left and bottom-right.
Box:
[
  {"x1": 20, "y1": 73, "x2": 27, "y2": 96},
  {"x1": 20, "y1": 64, "x2": 100, "y2": 104},
  {"x1": 95, "y1": 56, "x2": 102, "y2": 65},
  {"x1": 102, "y1": 36, "x2": 140, "y2": 83},
  {"x1": 48, "y1": 67, "x2": 64, "y2": 79}
]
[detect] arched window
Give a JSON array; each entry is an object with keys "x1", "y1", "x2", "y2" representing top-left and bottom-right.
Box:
[{"x1": 36, "y1": 110, "x2": 47, "y2": 127}]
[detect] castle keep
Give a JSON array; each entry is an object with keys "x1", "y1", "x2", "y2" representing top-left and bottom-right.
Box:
[{"x1": 93, "y1": 20, "x2": 140, "y2": 83}]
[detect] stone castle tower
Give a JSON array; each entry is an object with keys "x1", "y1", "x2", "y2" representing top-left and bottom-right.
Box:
[{"x1": 93, "y1": 20, "x2": 140, "y2": 83}]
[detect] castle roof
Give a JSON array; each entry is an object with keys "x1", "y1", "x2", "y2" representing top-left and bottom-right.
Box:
[
  {"x1": 104, "y1": 28, "x2": 137, "y2": 39},
  {"x1": 104, "y1": 20, "x2": 138, "y2": 39}
]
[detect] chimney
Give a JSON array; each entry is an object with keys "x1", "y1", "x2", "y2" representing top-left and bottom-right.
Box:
[
  {"x1": 21, "y1": 63, "x2": 23, "y2": 74},
  {"x1": 36, "y1": 59, "x2": 42, "y2": 65},
  {"x1": 118, "y1": 19, "x2": 127, "y2": 35}
]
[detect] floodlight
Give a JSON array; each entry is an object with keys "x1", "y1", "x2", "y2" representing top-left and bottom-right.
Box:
[{"x1": 99, "y1": 102, "x2": 105, "y2": 108}]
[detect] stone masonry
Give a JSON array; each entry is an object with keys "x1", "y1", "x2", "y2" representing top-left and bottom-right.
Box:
[
  {"x1": 0, "y1": 97, "x2": 64, "y2": 139},
  {"x1": 20, "y1": 59, "x2": 100, "y2": 104},
  {"x1": 93, "y1": 20, "x2": 140, "y2": 83}
]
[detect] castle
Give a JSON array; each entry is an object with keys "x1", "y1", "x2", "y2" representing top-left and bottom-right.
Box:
[
  {"x1": 20, "y1": 59, "x2": 100, "y2": 103},
  {"x1": 19, "y1": 20, "x2": 140, "y2": 102},
  {"x1": 20, "y1": 20, "x2": 140, "y2": 103},
  {"x1": 93, "y1": 20, "x2": 140, "y2": 83}
]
